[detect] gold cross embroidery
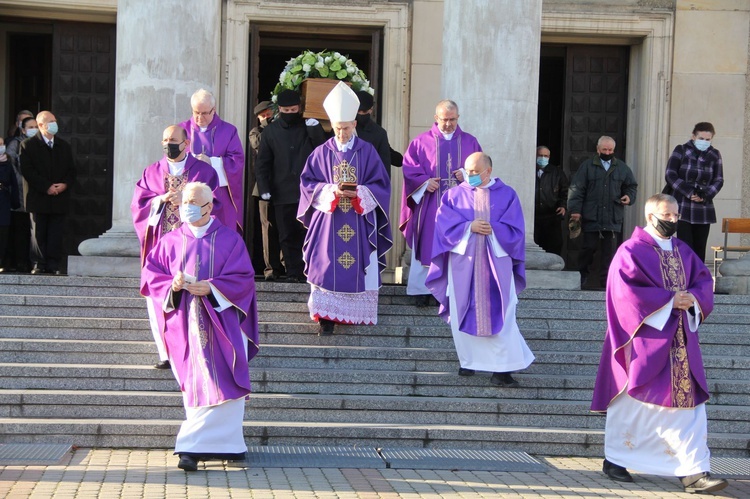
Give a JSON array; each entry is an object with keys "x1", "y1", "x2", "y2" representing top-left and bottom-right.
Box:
[
  {"x1": 338, "y1": 197, "x2": 352, "y2": 213},
  {"x1": 337, "y1": 224, "x2": 355, "y2": 242},
  {"x1": 338, "y1": 251, "x2": 355, "y2": 269}
]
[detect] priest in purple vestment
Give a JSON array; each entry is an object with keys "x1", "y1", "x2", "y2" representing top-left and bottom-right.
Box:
[
  {"x1": 141, "y1": 182, "x2": 259, "y2": 472},
  {"x1": 590, "y1": 193, "x2": 727, "y2": 494},
  {"x1": 297, "y1": 81, "x2": 392, "y2": 336},
  {"x1": 132, "y1": 125, "x2": 221, "y2": 369},
  {"x1": 426, "y1": 152, "x2": 534, "y2": 387},
  {"x1": 179, "y1": 88, "x2": 245, "y2": 233},
  {"x1": 400, "y1": 100, "x2": 482, "y2": 306}
]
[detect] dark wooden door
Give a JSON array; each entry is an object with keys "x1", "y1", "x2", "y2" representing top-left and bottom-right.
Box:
[
  {"x1": 51, "y1": 22, "x2": 116, "y2": 258},
  {"x1": 564, "y1": 45, "x2": 629, "y2": 178}
]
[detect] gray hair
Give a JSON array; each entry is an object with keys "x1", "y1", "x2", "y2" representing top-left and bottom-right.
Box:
[
  {"x1": 436, "y1": 99, "x2": 459, "y2": 115},
  {"x1": 597, "y1": 136, "x2": 616, "y2": 148},
  {"x1": 183, "y1": 182, "x2": 213, "y2": 205},
  {"x1": 644, "y1": 193, "x2": 677, "y2": 218},
  {"x1": 191, "y1": 88, "x2": 216, "y2": 109}
]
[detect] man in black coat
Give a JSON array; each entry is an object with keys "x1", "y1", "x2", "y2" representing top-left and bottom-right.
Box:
[
  {"x1": 533, "y1": 145, "x2": 568, "y2": 256},
  {"x1": 354, "y1": 91, "x2": 395, "y2": 177},
  {"x1": 255, "y1": 90, "x2": 326, "y2": 282},
  {"x1": 20, "y1": 111, "x2": 76, "y2": 275}
]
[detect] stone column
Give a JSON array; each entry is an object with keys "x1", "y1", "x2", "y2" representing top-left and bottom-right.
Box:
[
  {"x1": 69, "y1": 0, "x2": 222, "y2": 277},
  {"x1": 442, "y1": 0, "x2": 577, "y2": 289}
]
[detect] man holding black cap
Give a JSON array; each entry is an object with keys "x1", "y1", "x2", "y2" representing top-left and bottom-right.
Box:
[
  {"x1": 255, "y1": 90, "x2": 326, "y2": 283},
  {"x1": 355, "y1": 90, "x2": 393, "y2": 177},
  {"x1": 248, "y1": 100, "x2": 284, "y2": 281}
]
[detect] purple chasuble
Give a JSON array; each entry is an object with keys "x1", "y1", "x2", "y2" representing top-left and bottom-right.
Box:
[
  {"x1": 591, "y1": 226, "x2": 714, "y2": 411},
  {"x1": 140, "y1": 219, "x2": 259, "y2": 408},
  {"x1": 180, "y1": 114, "x2": 245, "y2": 233},
  {"x1": 426, "y1": 179, "x2": 525, "y2": 336},
  {"x1": 298, "y1": 137, "x2": 392, "y2": 295},
  {"x1": 399, "y1": 124, "x2": 482, "y2": 265},
  {"x1": 131, "y1": 155, "x2": 221, "y2": 263}
]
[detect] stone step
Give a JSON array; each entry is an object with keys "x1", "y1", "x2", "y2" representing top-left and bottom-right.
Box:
[
  {"x1": 5, "y1": 390, "x2": 748, "y2": 434},
  {"x1": 0, "y1": 418, "x2": 747, "y2": 458}
]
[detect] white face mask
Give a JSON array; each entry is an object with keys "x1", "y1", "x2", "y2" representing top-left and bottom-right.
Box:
[{"x1": 0, "y1": 146, "x2": 5, "y2": 155}]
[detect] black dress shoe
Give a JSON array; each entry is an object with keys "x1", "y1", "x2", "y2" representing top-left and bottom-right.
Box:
[
  {"x1": 458, "y1": 367, "x2": 475, "y2": 377},
  {"x1": 603, "y1": 459, "x2": 633, "y2": 482},
  {"x1": 415, "y1": 294, "x2": 432, "y2": 308},
  {"x1": 178, "y1": 454, "x2": 198, "y2": 472},
  {"x1": 318, "y1": 319, "x2": 335, "y2": 336},
  {"x1": 286, "y1": 274, "x2": 306, "y2": 283},
  {"x1": 154, "y1": 360, "x2": 171, "y2": 370},
  {"x1": 490, "y1": 372, "x2": 520, "y2": 387},
  {"x1": 680, "y1": 472, "x2": 727, "y2": 494},
  {"x1": 264, "y1": 273, "x2": 278, "y2": 282},
  {"x1": 30, "y1": 268, "x2": 47, "y2": 275}
]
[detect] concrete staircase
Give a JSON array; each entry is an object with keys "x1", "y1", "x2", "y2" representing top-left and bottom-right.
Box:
[{"x1": 1, "y1": 274, "x2": 749, "y2": 457}]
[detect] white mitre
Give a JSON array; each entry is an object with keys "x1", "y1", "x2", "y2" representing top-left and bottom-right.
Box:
[{"x1": 323, "y1": 81, "x2": 359, "y2": 122}]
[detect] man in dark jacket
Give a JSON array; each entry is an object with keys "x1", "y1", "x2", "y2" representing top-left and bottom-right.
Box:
[
  {"x1": 534, "y1": 145, "x2": 568, "y2": 256},
  {"x1": 255, "y1": 90, "x2": 326, "y2": 282},
  {"x1": 20, "y1": 111, "x2": 76, "y2": 275},
  {"x1": 355, "y1": 90, "x2": 393, "y2": 177},
  {"x1": 568, "y1": 136, "x2": 637, "y2": 288}
]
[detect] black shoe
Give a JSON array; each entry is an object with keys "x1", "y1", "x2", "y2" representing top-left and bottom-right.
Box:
[
  {"x1": 318, "y1": 319, "x2": 335, "y2": 336},
  {"x1": 603, "y1": 459, "x2": 633, "y2": 482},
  {"x1": 30, "y1": 267, "x2": 47, "y2": 275},
  {"x1": 178, "y1": 454, "x2": 198, "y2": 472},
  {"x1": 680, "y1": 472, "x2": 727, "y2": 494},
  {"x1": 154, "y1": 360, "x2": 171, "y2": 370},
  {"x1": 286, "y1": 274, "x2": 306, "y2": 283},
  {"x1": 490, "y1": 372, "x2": 520, "y2": 387},
  {"x1": 264, "y1": 273, "x2": 278, "y2": 282},
  {"x1": 458, "y1": 367, "x2": 475, "y2": 377},
  {"x1": 415, "y1": 295, "x2": 432, "y2": 308}
]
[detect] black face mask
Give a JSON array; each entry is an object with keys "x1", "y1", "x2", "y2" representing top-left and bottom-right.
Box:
[
  {"x1": 652, "y1": 216, "x2": 677, "y2": 238},
  {"x1": 355, "y1": 114, "x2": 370, "y2": 126},
  {"x1": 279, "y1": 112, "x2": 301, "y2": 125},
  {"x1": 599, "y1": 153, "x2": 614, "y2": 162},
  {"x1": 163, "y1": 141, "x2": 184, "y2": 160}
]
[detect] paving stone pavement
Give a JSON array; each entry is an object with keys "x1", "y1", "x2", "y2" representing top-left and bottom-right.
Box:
[{"x1": 0, "y1": 449, "x2": 748, "y2": 498}]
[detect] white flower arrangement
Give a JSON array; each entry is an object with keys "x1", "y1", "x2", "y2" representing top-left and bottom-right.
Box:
[{"x1": 271, "y1": 49, "x2": 374, "y2": 104}]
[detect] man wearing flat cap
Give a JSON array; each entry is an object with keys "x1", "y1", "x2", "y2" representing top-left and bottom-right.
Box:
[
  {"x1": 255, "y1": 90, "x2": 326, "y2": 283},
  {"x1": 354, "y1": 90, "x2": 393, "y2": 178},
  {"x1": 298, "y1": 82, "x2": 392, "y2": 336},
  {"x1": 248, "y1": 100, "x2": 284, "y2": 281}
]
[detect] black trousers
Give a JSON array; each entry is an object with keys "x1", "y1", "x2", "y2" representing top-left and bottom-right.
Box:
[
  {"x1": 579, "y1": 230, "x2": 619, "y2": 288},
  {"x1": 258, "y1": 199, "x2": 284, "y2": 277},
  {"x1": 676, "y1": 221, "x2": 711, "y2": 262},
  {"x1": 534, "y1": 215, "x2": 564, "y2": 256},
  {"x1": 30, "y1": 212, "x2": 66, "y2": 271},
  {"x1": 273, "y1": 202, "x2": 306, "y2": 278},
  {"x1": 5, "y1": 211, "x2": 31, "y2": 271}
]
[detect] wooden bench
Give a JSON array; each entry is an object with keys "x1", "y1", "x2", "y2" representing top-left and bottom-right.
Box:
[{"x1": 711, "y1": 218, "x2": 750, "y2": 275}]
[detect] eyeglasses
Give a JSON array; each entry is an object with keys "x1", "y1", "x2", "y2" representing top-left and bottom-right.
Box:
[
  {"x1": 193, "y1": 108, "x2": 215, "y2": 117},
  {"x1": 436, "y1": 117, "x2": 458, "y2": 124}
]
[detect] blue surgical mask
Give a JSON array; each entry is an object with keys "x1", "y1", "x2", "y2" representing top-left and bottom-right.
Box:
[
  {"x1": 536, "y1": 157, "x2": 549, "y2": 167},
  {"x1": 179, "y1": 202, "x2": 209, "y2": 224},
  {"x1": 0, "y1": 146, "x2": 5, "y2": 155},
  {"x1": 467, "y1": 173, "x2": 483, "y2": 188},
  {"x1": 26, "y1": 128, "x2": 38, "y2": 138},
  {"x1": 694, "y1": 139, "x2": 711, "y2": 152},
  {"x1": 46, "y1": 122, "x2": 59, "y2": 136}
]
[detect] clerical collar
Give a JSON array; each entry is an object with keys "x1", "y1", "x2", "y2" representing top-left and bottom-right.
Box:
[
  {"x1": 199, "y1": 127, "x2": 208, "y2": 132},
  {"x1": 645, "y1": 228, "x2": 673, "y2": 250},
  {"x1": 167, "y1": 157, "x2": 187, "y2": 176},
  {"x1": 477, "y1": 178, "x2": 496, "y2": 189},
  {"x1": 187, "y1": 217, "x2": 213, "y2": 238},
  {"x1": 336, "y1": 136, "x2": 355, "y2": 152},
  {"x1": 441, "y1": 131, "x2": 455, "y2": 141}
]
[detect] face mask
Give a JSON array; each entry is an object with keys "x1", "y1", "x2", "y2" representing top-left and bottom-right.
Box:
[
  {"x1": 163, "y1": 141, "x2": 184, "y2": 160},
  {"x1": 467, "y1": 173, "x2": 483, "y2": 188},
  {"x1": 599, "y1": 153, "x2": 614, "y2": 162},
  {"x1": 45, "y1": 122, "x2": 59, "y2": 135},
  {"x1": 259, "y1": 117, "x2": 269, "y2": 127},
  {"x1": 536, "y1": 157, "x2": 549, "y2": 167},
  {"x1": 279, "y1": 112, "x2": 301, "y2": 125},
  {"x1": 180, "y1": 202, "x2": 209, "y2": 224},
  {"x1": 694, "y1": 139, "x2": 711, "y2": 152},
  {"x1": 0, "y1": 146, "x2": 5, "y2": 155},
  {"x1": 26, "y1": 128, "x2": 39, "y2": 138},
  {"x1": 652, "y1": 216, "x2": 677, "y2": 238},
  {"x1": 355, "y1": 114, "x2": 370, "y2": 126}
]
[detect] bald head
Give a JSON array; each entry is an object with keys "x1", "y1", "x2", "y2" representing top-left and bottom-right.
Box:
[
  {"x1": 162, "y1": 125, "x2": 189, "y2": 162},
  {"x1": 464, "y1": 152, "x2": 493, "y2": 187}
]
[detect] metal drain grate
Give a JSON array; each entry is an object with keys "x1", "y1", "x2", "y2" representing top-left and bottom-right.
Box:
[
  {"x1": 247, "y1": 445, "x2": 386, "y2": 469},
  {"x1": 380, "y1": 448, "x2": 548, "y2": 472},
  {"x1": 0, "y1": 443, "x2": 72, "y2": 466},
  {"x1": 710, "y1": 457, "x2": 750, "y2": 478}
]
